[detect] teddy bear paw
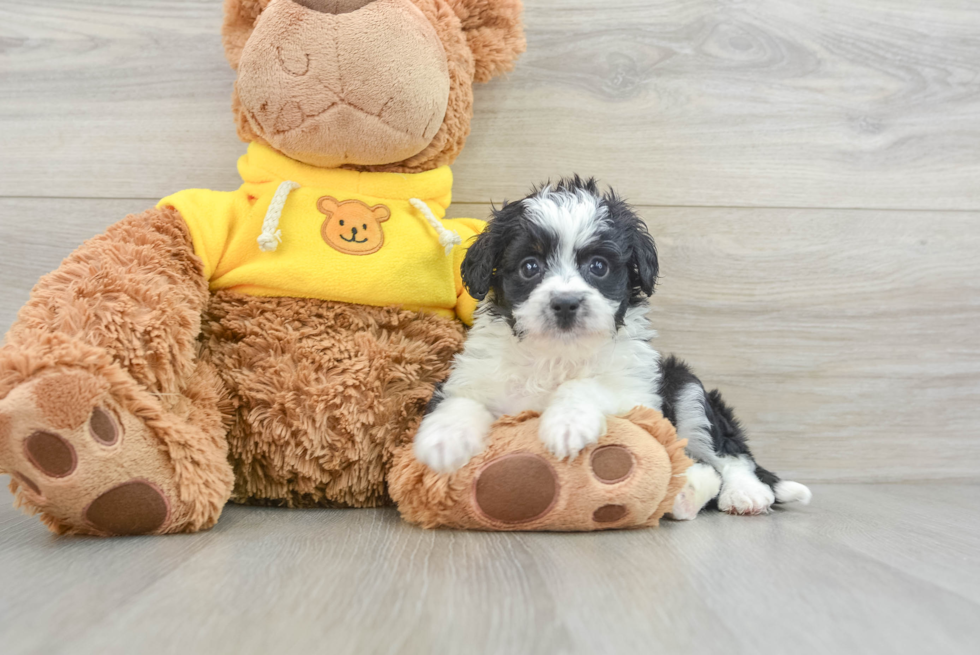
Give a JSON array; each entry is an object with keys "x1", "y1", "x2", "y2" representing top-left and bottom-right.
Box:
[{"x1": 0, "y1": 370, "x2": 175, "y2": 535}]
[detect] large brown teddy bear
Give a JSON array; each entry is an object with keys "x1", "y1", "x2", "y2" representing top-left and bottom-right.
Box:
[
  {"x1": 0, "y1": 0, "x2": 691, "y2": 536},
  {"x1": 0, "y1": 0, "x2": 527, "y2": 535}
]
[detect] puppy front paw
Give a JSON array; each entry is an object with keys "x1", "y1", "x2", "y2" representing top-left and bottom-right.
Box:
[
  {"x1": 538, "y1": 404, "x2": 607, "y2": 460},
  {"x1": 413, "y1": 400, "x2": 494, "y2": 474}
]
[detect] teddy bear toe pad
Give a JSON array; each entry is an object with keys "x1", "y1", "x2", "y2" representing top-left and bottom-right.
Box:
[
  {"x1": 473, "y1": 453, "x2": 558, "y2": 524},
  {"x1": 0, "y1": 371, "x2": 176, "y2": 535},
  {"x1": 590, "y1": 445, "x2": 635, "y2": 483},
  {"x1": 24, "y1": 430, "x2": 77, "y2": 478},
  {"x1": 84, "y1": 480, "x2": 170, "y2": 536}
]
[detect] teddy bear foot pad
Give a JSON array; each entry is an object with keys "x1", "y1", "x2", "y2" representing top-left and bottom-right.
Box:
[
  {"x1": 0, "y1": 371, "x2": 176, "y2": 535},
  {"x1": 473, "y1": 448, "x2": 638, "y2": 526}
]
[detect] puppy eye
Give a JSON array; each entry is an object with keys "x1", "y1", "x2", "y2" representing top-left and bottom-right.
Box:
[
  {"x1": 520, "y1": 257, "x2": 541, "y2": 279},
  {"x1": 589, "y1": 257, "x2": 609, "y2": 277},
  {"x1": 339, "y1": 220, "x2": 345, "y2": 226}
]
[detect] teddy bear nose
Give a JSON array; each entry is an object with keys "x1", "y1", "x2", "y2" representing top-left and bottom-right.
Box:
[{"x1": 293, "y1": 0, "x2": 375, "y2": 15}]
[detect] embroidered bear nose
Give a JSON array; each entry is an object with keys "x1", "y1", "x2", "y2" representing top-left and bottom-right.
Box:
[{"x1": 293, "y1": 0, "x2": 375, "y2": 15}]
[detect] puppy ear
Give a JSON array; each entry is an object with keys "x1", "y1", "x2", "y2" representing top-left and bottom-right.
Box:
[
  {"x1": 448, "y1": 0, "x2": 526, "y2": 83},
  {"x1": 462, "y1": 199, "x2": 523, "y2": 300},
  {"x1": 605, "y1": 193, "x2": 658, "y2": 297},
  {"x1": 629, "y1": 222, "x2": 659, "y2": 297},
  {"x1": 460, "y1": 229, "x2": 497, "y2": 301},
  {"x1": 633, "y1": 223, "x2": 660, "y2": 296}
]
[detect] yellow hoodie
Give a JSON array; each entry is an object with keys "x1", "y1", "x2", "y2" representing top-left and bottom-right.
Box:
[{"x1": 158, "y1": 143, "x2": 485, "y2": 324}]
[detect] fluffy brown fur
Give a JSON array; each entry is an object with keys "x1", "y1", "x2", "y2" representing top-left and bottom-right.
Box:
[
  {"x1": 5, "y1": 207, "x2": 209, "y2": 398},
  {"x1": 449, "y1": 0, "x2": 525, "y2": 83},
  {"x1": 202, "y1": 293, "x2": 464, "y2": 508}
]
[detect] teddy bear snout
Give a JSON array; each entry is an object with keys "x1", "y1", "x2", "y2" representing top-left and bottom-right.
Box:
[
  {"x1": 237, "y1": 0, "x2": 450, "y2": 168},
  {"x1": 292, "y1": 0, "x2": 376, "y2": 15}
]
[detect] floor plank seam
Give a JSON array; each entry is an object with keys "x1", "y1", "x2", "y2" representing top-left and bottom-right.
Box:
[{"x1": 3, "y1": 196, "x2": 980, "y2": 215}]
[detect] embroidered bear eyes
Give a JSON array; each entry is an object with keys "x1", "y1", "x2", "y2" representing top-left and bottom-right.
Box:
[{"x1": 337, "y1": 220, "x2": 369, "y2": 230}]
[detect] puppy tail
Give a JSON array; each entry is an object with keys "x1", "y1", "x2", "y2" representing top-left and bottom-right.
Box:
[{"x1": 774, "y1": 480, "x2": 812, "y2": 505}]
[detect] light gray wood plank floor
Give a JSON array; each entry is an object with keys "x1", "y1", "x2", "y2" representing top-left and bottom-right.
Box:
[{"x1": 0, "y1": 483, "x2": 978, "y2": 655}]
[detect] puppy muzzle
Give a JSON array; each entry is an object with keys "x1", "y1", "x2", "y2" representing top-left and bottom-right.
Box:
[{"x1": 549, "y1": 294, "x2": 586, "y2": 331}]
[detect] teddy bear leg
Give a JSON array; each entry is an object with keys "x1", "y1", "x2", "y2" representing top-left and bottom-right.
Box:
[
  {"x1": 390, "y1": 408, "x2": 693, "y2": 531},
  {"x1": 0, "y1": 207, "x2": 234, "y2": 535}
]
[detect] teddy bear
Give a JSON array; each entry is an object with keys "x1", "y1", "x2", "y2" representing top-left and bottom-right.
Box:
[
  {"x1": 0, "y1": 0, "x2": 690, "y2": 536},
  {"x1": 0, "y1": 0, "x2": 526, "y2": 535}
]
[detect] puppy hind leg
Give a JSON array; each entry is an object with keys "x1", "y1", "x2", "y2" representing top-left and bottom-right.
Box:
[
  {"x1": 668, "y1": 462, "x2": 721, "y2": 521},
  {"x1": 716, "y1": 455, "x2": 776, "y2": 515},
  {"x1": 752, "y1": 462, "x2": 812, "y2": 505}
]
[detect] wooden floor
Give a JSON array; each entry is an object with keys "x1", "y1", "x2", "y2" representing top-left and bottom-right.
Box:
[
  {"x1": 2, "y1": 1, "x2": 980, "y2": 653},
  {"x1": 1, "y1": 483, "x2": 978, "y2": 655}
]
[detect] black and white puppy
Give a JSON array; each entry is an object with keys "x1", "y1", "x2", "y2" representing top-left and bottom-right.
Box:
[{"x1": 414, "y1": 177, "x2": 811, "y2": 517}]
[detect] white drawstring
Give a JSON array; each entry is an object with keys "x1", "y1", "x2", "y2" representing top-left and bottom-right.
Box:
[
  {"x1": 257, "y1": 180, "x2": 300, "y2": 252},
  {"x1": 409, "y1": 197, "x2": 461, "y2": 256},
  {"x1": 258, "y1": 187, "x2": 459, "y2": 257}
]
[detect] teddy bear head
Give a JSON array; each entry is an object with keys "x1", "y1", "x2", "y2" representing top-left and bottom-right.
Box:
[{"x1": 222, "y1": 0, "x2": 525, "y2": 173}]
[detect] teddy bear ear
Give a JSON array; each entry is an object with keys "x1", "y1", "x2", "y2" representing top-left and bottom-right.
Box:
[
  {"x1": 222, "y1": 0, "x2": 272, "y2": 70},
  {"x1": 448, "y1": 0, "x2": 526, "y2": 83}
]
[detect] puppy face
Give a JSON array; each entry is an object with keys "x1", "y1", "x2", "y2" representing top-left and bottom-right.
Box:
[{"x1": 462, "y1": 177, "x2": 659, "y2": 339}]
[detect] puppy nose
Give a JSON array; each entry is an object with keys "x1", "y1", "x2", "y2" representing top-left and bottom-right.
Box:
[
  {"x1": 550, "y1": 295, "x2": 583, "y2": 317},
  {"x1": 350, "y1": 226, "x2": 358, "y2": 235}
]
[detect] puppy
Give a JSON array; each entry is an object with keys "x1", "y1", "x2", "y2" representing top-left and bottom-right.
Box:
[{"x1": 414, "y1": 177, "x2": 811, "y2": 518}]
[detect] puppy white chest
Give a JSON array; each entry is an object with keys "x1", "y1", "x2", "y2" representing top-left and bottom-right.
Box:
[{"x1": 480, "y1": 332, "x2": 660, "y2": 418}]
